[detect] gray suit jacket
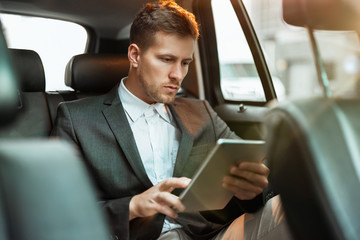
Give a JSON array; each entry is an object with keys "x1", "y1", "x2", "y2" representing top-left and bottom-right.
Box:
[{"x1": 52, "y1": 85, "x2": 263, "y2": 240}]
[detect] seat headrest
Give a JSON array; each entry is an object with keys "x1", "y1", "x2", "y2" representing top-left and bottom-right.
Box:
[
  {"x1": 283, "y1": 0, "x2": 360, "y2": 32},
  {"x1": 65, "y1": 54, "x2": 129, "y2": 93},
  {"x1": 9, "y1": 49, "x2": 46, "y2": 92}
]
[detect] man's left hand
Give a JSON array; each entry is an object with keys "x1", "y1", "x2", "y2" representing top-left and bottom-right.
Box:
[{"x1": 222, "y1": 161, "x2": 270, "y2": 200}]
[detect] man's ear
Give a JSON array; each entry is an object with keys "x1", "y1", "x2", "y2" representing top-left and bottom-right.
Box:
[{"x1": 128, "y1": 43, "x2": 140, "y2": 68}]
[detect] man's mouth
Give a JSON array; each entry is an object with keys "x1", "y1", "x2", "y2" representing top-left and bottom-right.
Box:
[{"x1": 164, "y1": 85, "x2": 180, "y2": 93}]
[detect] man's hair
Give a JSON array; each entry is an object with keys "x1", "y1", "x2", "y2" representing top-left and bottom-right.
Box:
[{"x1": 130, "y1": 0, "x2": 199, "y2": 51}]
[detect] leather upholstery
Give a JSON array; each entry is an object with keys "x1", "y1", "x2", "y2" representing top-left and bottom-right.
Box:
[
  {"x1": 0, "y1": 140, "x2": 110, "y2": 240},
  {"x1": 0, "y1": 31, "x2": 19, "y2": 126},
  {"x1": 265, "y1": 98, "x2": 360, "y2": 240},
  {"x1": 9, "y1": 48, "x2": 45, "y2": 92},
  {"x1": 273, "y1": 1, "x2": 360, "y2": 238},
  {"x1": 65, "y1": 54, "x2": 129, "y2": 93},
  {"x1": 0, "y1": 49, "x2": 51, "y2": 137}
]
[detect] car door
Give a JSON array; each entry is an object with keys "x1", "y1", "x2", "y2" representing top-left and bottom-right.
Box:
[{"x1": 191, "y1": 0, "x2": 280, "y2": 140}]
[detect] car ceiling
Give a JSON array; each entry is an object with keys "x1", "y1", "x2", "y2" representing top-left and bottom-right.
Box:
[{"x1": 0, "y1": 0, "x2": 152, "y2": 39}]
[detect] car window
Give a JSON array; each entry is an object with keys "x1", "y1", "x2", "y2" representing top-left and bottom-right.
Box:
[
  {"x1": 212, "y1": 0, "x2": 266, "y2": 102},
  {"x1": 212, "y1": 0, "x2": 287, "y2": 102},
  {"x1": 0, "y1": 13, "x2": 88, "y2": 91},
  {"x1": 243, "y1": 0, "x2": 360, "y2": 101}
]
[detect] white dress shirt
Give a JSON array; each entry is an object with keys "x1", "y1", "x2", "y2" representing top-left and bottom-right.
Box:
[{"x1": 118, "y1": 78, "x2": 182, "y2": 232}]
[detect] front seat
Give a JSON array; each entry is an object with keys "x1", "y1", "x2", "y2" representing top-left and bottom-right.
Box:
[
  {"x1": 0, "y1": 140, "x2": 111, "y2": 240},
  {"x1": 266, "y1": 98, "x2": 360, "y2": 240},
  {"x1": 0, "y1": 21, "x2": 110, "y2": 240},
  {"x1": 265, "y1": 0, "x2": 360, "y2": 239},
  {"x1": 0, "y1": 27, "x2": 18, "y2": 127},
  {"x1": 0, "y1": 19, "x2": 19, "y2": 240}
]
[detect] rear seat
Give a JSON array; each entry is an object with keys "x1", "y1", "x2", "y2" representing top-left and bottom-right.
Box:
[
  {"x1": 1, "y1": 50, "x2": 130, "y2": 137},
  {"x1": 0, "y1": 49, "x2": 52, "y2": 138},
  {"x1": 65, "y1": 53, "x2": 129, "y2": 96},
  {"x1": 60, "y1": 53, "x2": 194, "y2": 99},
  {"x1": 0, "y1": 44, "x2": 110, "y2": 239},
  {"x1": 56, "y1": 53, "x2": 129, "y2": 99},
  {"x1": 47, "y1": 53, "x2": 130, "y2": 124},
  {"x1": 3, "y1": 50, "x2": 195, "y2": 139}
]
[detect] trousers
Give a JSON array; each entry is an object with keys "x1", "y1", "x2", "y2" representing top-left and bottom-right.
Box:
[{"x1": 157, "y1": 195, "x2": 293, "y2": 240}]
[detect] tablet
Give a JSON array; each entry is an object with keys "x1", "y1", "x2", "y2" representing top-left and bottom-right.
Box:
[{"x1": 179, "y1": 138, "x2": 265, "y2": 212}]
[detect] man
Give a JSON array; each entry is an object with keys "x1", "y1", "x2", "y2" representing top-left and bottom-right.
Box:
[{"x1": 52, "y1": 1, "x2": 291, "y2": 239}]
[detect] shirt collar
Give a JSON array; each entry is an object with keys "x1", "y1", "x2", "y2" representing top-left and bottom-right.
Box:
[{"x1": 118, "y1": 78, "x2": 171, "y2": 123}]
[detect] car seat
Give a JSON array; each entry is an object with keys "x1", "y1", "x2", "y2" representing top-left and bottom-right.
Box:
[
  {"x1": 0, "y1": 140, "x2": 111, "y2": 240},
  {"x1": 0, "y1": 49, "x2": 52, "y2": 137},
  {"x1": 0, "y1": 21, "x2": 110, "y2": 240},
  {"x1": 265, "y1": 0, "x2": 360, "y2": 239},
  {"x1": 65, "y1": 53, "x2": 129, "y2": 95},
  {"x1": 266, "y1": 98, "x2": 360, "y2": 240}
]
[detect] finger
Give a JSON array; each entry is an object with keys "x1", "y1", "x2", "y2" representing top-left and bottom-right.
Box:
[
  {"x1": 223, "y1": 176, "x2": 263, "y2": 195},
  {"x1": 237, "y1": 162, "x2": 270, "y2": 176},
  {"x1": 155, "y1": 204, "x2": 179, "y2": 218},
  {"x1": 222, "y1": 182, "x2": 257, "y2": 200},
  {"x1": 159, "y1": 177, "x2": 191, "y2": 192},
  {"x1": 230, "y1": 168, "x2": 269, "y2": 188},
  {"x1": 155, "y1": 191, "x2": 186, "y2": 212},
  {"x1": 231, "y1": 164, "x2": 269, "y2": 186}
]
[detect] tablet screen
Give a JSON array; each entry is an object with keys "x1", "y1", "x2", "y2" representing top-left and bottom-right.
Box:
[{"x1": 179, "y1": 138, "x2": 265, "y2": 212}]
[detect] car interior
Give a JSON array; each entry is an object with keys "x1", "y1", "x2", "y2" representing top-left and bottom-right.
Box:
[
  {"x1": 1, "y1": 0, "x2": 360, "y2": 239},
  {"x1": 0, "y1": 24, "x2": 110, "y2": 239},
  {"x1": 266, "y1": 0, "x2": 360, "y2": 239}
]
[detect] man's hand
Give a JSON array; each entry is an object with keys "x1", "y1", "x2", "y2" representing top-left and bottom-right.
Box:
[
  {"x1": 129, "y1": 177, "x2": 191, "y2": 221},
  {"x1": 222, "y1": 161, "x2": 270, "y2": 200}
]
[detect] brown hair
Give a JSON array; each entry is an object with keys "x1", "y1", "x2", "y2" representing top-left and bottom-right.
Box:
[{"x1": 130, "y1": 0, "x2": 199, "y2": 51}]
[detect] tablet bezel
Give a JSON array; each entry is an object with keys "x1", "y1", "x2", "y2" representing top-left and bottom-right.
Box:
[{"x1": 179, "y1": 138, "x2": 265, "y2": 212}]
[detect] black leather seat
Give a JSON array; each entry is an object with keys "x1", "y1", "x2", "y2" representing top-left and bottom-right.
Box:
[
  {"x1": 0, "y1": 49, "x2": 52, "y2": 137},
  {"x1": 46, "y1": 53, "x2": 130, "y2": 126},
  {"x1": 65, "y1": 53, "x2": 129, "y2": 95},
  {"x1": 266, "y1": 98, "x2": 360, "y2": 240},
  {"x1": 265, "y1": 0, "x2": 360, "y2": 239},
  {"x1": 0, "y1": 28, "x2": 110, "y2": 240},
  {"x1": 46, "y1": 53, "x2": 129, "y2": 126},
  {"x1": 59, "y1": 52, "x2": 194, "y2": 101}
]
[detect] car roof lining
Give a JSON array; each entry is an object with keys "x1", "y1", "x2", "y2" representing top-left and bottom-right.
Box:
[{"x1": 0, "y1": 0, "x2": 149, "y2": 38}]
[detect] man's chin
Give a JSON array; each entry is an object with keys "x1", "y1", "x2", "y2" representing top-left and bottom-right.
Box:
[{"x1": 155, "y1": 94, "x2": 177, "y2": 104}]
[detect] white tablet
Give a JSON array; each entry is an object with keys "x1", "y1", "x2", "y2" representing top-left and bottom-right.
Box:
[{"x1": 179, "y1": 138, "x2": 265, "y2": 212}]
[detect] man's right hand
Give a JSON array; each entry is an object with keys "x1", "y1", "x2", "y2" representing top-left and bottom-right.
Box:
[{"x1": 129, "y1": 177, "x2": 191, "y2": 221}]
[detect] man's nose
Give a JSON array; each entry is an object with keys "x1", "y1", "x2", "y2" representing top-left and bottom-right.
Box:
[{"x1": 169, "y1": 63, "x2": 184, "y2": 81}]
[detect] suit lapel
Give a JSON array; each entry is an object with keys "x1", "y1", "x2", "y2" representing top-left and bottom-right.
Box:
[
  {"x1": 169, "y1": 103, "x2": 194, "y2": 178},
  {"x1": 102, "y1": 87, "x2": 153, "y2": 188}
]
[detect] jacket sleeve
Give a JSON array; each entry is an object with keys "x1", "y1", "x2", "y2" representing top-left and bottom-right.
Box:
[
  {"x1": 99, "y1": 195, "x2": 164, "y2": 240},
  {"x1": 50, "y1": 102, "x2": 79, "y2": 145}
]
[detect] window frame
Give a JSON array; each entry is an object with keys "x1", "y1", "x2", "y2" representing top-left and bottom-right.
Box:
[{"x1": 194, "y1": 0, "x2": 277, "y2": 106}]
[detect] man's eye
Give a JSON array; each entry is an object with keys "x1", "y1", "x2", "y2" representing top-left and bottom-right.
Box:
[
  {"x1": 183, "y1": 61, "x2": 191, "y2": 66},
  {"x1": 162, "y1": 58, "x2": 171, "y2": 62}
]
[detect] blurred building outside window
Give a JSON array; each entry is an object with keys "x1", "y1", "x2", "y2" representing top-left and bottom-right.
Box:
[{"x1": 213, "y1": 0, "x2": 360, "y2": 102}]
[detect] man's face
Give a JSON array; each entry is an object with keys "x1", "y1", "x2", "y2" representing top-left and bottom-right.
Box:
[{"x1": 131, "y1": 31, "x2": 195, "y2": 104}]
